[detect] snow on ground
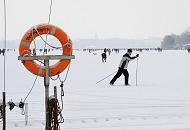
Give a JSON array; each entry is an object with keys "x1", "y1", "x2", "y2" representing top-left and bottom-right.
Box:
[{"x1": 0, "y1": 49, "x2": 190, "y2": 130}]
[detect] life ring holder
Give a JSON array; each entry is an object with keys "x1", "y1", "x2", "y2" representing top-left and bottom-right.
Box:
[{"x1": 19, "y1": 24, "x2": 73, "y2": 77}]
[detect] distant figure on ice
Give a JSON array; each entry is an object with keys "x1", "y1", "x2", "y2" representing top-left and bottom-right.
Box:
[
  {"x1": 0, "y1": 49, "x2": 5, "y2": 56},
  {"x1": 188, "y1": 48, "x2": 190, "y2": 53},
  {"x1": 101, "y1": 52, "x2": 107, "y2": 62},
  {"x1": 108, "y1": 49, "x2": 111, "y2": 55},
  {"x1": 110, "y1": 49, "x2": 139, "y2": 86},
  {"x1": 32, "y1": 49, "x2": 36, "y2": 56},
  {"x1": 104, "y1": 48, "x2": 107, "y2": 53}
]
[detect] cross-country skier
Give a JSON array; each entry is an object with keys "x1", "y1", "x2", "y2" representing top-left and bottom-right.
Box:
[{"x1": 110, "y1": 49, "x2": 139, "y2": 86}]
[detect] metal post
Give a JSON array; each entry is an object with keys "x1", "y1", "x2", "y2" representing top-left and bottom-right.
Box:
[
  {"x1": 44, "y1": 59, "x2": 50, "y2": 130},
  {"x1": 25, "y1": 103, "x2": 28, "y2": 126},
  {"x1": 2, "y1": 92, "x2": 6, "y2": 130}
]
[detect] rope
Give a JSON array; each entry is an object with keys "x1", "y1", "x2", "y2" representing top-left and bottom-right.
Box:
[
  {"x1": 48, "y1": 0, "x2": 53, "y2": 24},
  {"x1": 23, "y1": 76, "x2": 38, "y2": 102},
  {"x1": 45, "y1": 0, "x2": 53, "y2": 42},
  {"x1": 23, "y1": 0, "x2": 54, "y2": 102},
  {"x1": 22, "y1": 2, "x2": 71, "y2": 130},
  {"x1": 49, "y1": 63, "x2": 72, "y2": 128},
  {"x1": 22, "y1": 28, "x2": 39, "y2": 103},
  {"x1": 3, "y1": 0, "x2": 7, "y2": 92},
  {"x1": 34, "y1": 25, "x2": 72, "y2": 83},
  {"x1": 48, "y1": 97, "x2": 58, "y2": 130},
  {"x1": 48, "y1": 97, "x2": 64, "y2": 130},
  {"x1": 33, "y1": 26, "x2": 72, "y2": 49},
  {"x1": 58, "y1": 63, "x2": 71, "y2": 83},
  {"x1": 34, "y1": 30, "x2": 62, "y2": 49},
  {"x1": 50, "y1": 75, "x2": 60, "y2": 81}
]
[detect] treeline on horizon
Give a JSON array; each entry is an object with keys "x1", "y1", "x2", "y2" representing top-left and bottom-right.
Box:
[{"x1": 161, "y1": 27, "x2": 190, "y2": 49}]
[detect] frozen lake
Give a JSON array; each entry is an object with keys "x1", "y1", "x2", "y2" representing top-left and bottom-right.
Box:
[{"x1": 0, "y1": 49, "x2": 190, "y2": 130}]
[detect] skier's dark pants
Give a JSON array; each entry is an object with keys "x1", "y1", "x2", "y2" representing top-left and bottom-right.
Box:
[{"x1": 110, "y1": 68, "x2": 129, "y2": 85}]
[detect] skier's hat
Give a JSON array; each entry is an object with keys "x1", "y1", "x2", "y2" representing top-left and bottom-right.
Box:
[{"x1": 127, "y1": 49, "x2": 132, "y2": 52}]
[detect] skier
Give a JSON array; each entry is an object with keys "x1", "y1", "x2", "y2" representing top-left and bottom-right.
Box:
[{"x1": 110, "y1": 49, "x2": 139, "y2": 86}]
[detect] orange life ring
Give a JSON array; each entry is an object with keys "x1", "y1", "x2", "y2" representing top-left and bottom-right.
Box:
[{"x1": 19, "y1": 24, "x2": 72, "y2": 77}]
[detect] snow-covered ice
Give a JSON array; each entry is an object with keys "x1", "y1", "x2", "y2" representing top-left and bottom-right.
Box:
[{"x1": 0, "y1": 49, "x2": 190, "y2": 130}]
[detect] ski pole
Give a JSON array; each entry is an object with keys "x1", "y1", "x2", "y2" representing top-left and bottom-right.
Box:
[
  {"x1": 96, "y1": 71, "x2": 117, "y2": 84},
  {"x1": 136, "y1": 57, "x2": 139, "y2": 86}
]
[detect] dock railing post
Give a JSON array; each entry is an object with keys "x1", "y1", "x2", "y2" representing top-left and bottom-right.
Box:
[{"x1": 44, "y1": 59, "x2": 50, "y2": 130}]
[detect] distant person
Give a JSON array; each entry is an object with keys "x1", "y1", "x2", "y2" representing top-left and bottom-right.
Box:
[
  {"x1": 0, "y1": 49, "x2": 5, "y2": 56},
  {"x1": 188, "y1": 48, "x2": 190, "y2": 53},
  {"x1": 110, "y1": 49, "x2": 139, "y2": 86},
  {"x1": 104, "y1": 48, "x2": 107, "y2": 53},
  {"x1": 108, "y1": 49, "x2": 111, "y2": 55},
  {"x1": 101, "y1": 52, "x2": 107, "y2": 62},
  {"x1": 33, "y1": 49, "x2": 36, "y2": 55},
  {"x1": 44, "y1": 49, "x2": 47, "y2": 54}
]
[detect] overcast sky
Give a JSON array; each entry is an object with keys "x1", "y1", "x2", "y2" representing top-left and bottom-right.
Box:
[{"x1": 0, "y1": 0, "x2": 190, "y2": 40}]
